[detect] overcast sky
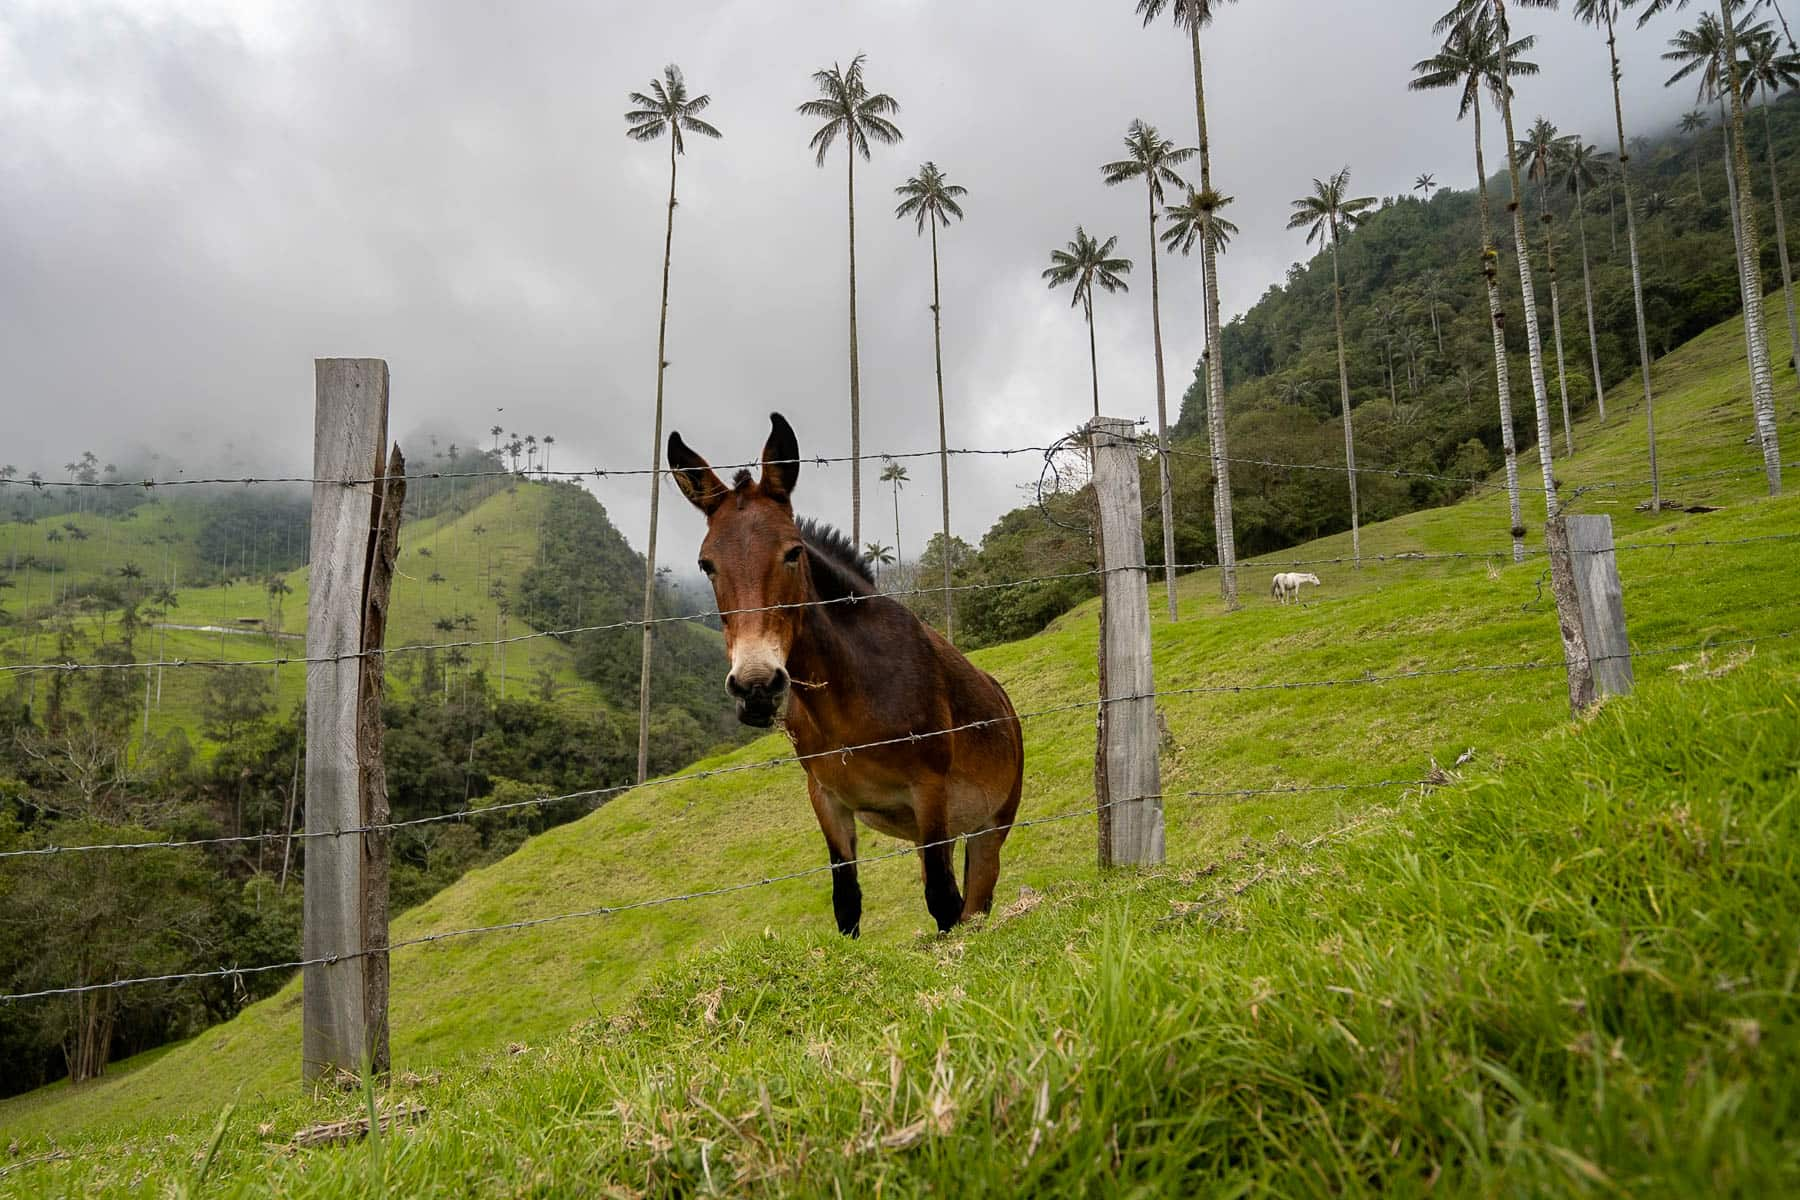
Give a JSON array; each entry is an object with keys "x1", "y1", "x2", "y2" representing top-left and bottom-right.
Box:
[{"x1": 0, "y1": 0, "x2": 1698, "y2": 561}]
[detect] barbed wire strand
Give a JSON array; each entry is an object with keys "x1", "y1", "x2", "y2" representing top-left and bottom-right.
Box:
[
  {"x1": 4, "y1": 629, "x2": 1786, "y2": 861},
  {"x1": 6, "y1": 529, "x2": 1793, "y2": 679},
  {"x1": 0, "y1": 775, "x2": 1440, "y2": 1004}
]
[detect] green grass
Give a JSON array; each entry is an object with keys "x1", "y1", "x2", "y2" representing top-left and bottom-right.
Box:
[{"x1": 1, "y1": 305, "x2": 1796, "y2": 1193}]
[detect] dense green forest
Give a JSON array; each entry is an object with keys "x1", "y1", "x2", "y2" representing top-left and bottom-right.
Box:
[{"x1": 909, "y1": 90, "x2": 1800, "y2": 648}]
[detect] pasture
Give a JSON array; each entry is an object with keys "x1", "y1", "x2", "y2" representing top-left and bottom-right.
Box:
[{"x1": 1, "y1": 299, "x2": 1796, "y2": 1195}]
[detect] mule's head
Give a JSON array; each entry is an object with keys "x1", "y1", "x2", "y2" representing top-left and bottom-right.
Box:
[{"x1": 667, "y1": 413, "x2": 807, "y2": 728}]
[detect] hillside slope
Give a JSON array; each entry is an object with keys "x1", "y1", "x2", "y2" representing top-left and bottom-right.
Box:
[{"x1": 2, "y1": 303, "x2": 1795, "y2": 1145}]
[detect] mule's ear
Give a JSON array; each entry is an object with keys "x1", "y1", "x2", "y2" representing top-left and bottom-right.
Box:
[
  {"x1": 668, "y1": 431, "x2": 729, "y2": 515},
  {"x1": 759, "y1": 412, "x2": 800, "y2": 501}
]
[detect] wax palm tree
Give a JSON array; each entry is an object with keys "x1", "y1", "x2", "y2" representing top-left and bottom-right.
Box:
[
  {"x1": 1679, "y1": 107, "x2": 1711, "y2": 197},
  {"x1": 894, "y1": 161, "x2": 968, "y2": 639},
  {"x1": 1415, "y1": 172, "x2": 1439, "y2": 197},
  {"x1": 863, "y1": 542, "x2": 894, "y2": 583},
  {"x1": 1645, "y1": 0, "x2": 1783, "y2": 494},
  {"x1": 1438, "y1": 0, "x2": 1559, "y2": 517},
  {"x1": 1103, "y1": 119, "x2": 1196, "y2": 620},
  {"x1": 1372, "y1": 299, "x2": 1404, "y2": 404},
  {"x1": 1522, "y1": 116, "x2": 1578, "y2": 455},
  {"x1": 1741, "y1": 28, "x2": 1800, "y2": 392},
  {"x1": 1161, "y1": 188, "x2": 1239, "y2": 254},
  {"x1": 1411, "y1": 10, "x2": 1534, "y2": 560},
  {"x1": 1135, "y1": 0, "x2": 1241, "y2": 608},
  {"x1": 1419, "y1": 273, "x2": 1450, "y2": 352},
  {"x1": 798, "y1": 53, "x2": 904, "y2": 546},
  {"x1": 1288, "y1": 166, "x2": 1377, "y2": 568},
  {"x1": 879, "y1": 460, "x2": 909, "y2": 565},
  {"x1": 1043, "y1": 228, "x2": 1133, "y2": 420},
  {"x1": 1561, "y1": 136, "x2": 1611, "y2": 421},
  {"x1": 627, "y1": 63, "x2": 722, "y2": 784}
]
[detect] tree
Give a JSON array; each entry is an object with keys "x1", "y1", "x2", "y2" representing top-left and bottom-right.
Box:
[
  {"x1": 1411, "y1": 10, "x2": 1535, "y2": 560},
  {"x1": 1576, "y1": 4, "x2": 1656, "y2": 464},
  {"x1": 1679, "y1": 107, "x2": 1711, "y2": 197},
  {"x1": 1521, "y1": 115, "x2": 1578, "y2": 455},
  {"x1": 1664, "y1": 7, "x2": 1783, "y2": 481},
  {"x1": 863, "y1": 542, "x2": 895, "y2": 583},
  {"x1": 1561, "y1": 136, "x2": 1611, "y2": 421},
  {"x1": 797, "y1": 53, "x2": 903, "y2": 548},
  {"x1": 626, "y1": 63, "x2": 723, "y2": 786},
  {"x1": 879, "y1": 460, "x2": 909, "y2": 564},
  {"x1": 1287, "y1": 166, "x2": 1377, "y2": 568},
  {"x1": 199, "y1": 666, "x2": 273, "y2": 745},
  {"x1": 1103, "y1": 119, "x2": 1196, "y2": 620},
  {"x1": 894, "y1": 161, "x2": 968, "y2": 640},
  {"x1": 1640, "y1": 0, "x2": 1783, "y2": 495},
  {"x1": 1740, "y1": 27, "x2": 1800, "y2": 394},
  {"x1": 1415, "y1": 172, "x2": 1439, "y2": 197},
  {"x1": 1042, "y1": 228, "x2": 1133, "y2": 420},
  {"x1": 1135, "y1": 0, "x2": 1242, "y2": 609},
  {"x1": 1439, "y1": 0, "x2": 1560, "y2": 519}
]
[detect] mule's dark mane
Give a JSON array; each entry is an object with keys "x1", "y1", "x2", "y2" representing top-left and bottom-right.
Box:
[{"x1": 797, "y1": 517, "x2": 875, "y2": 599}]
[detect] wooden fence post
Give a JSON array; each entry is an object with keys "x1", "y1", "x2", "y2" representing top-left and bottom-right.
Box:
[
  {"x1": 1545, "y1": 513, "x2": 1632, "y2": 718},
  {"x1": 304, "y1": 359, "x2": 399, "y2": 1083},
  {"x1": 1089, "y1": 417, "x2": 1163, "y2": 867}
]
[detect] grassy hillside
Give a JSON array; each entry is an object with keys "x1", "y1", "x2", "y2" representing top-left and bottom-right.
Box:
[{"x1": 1, "y1": 304, "x2": 1795, "y2": 1186}]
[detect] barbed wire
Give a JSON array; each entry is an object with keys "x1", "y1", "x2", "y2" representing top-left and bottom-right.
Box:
[
  {"x1": 4, "y1": 629, "x2": 1787, "y2": 862},
  {"x1": 0, "y1": 776, "x2": 1436, "y2": 1004},
  {"x1": 0, "y1": 446, "x2": 1061, "y2": 493},
  {"x1": 1165, "y1": 530, "x2": 1800, "y2": 574}
]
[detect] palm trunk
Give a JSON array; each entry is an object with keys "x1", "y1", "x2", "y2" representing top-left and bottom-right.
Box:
[
  {"x1": 1146, "y1": 179, "x2": 1178, "y2": 621},
  {"x1": 1492, "y1": 3, "x2": 1558, "y2": 516},
  {"x1": 891, "y1": 483, "x2": 902, "y2": 567},
  {"x1": 636, "y1": 138, "x2": 679, "y2": 785},
  {"x1": 1474, "y1": 101, "x2": 1526, "y2": 563},
  {"x1": 1724, "y1": 106, "x2": 1758, "y2": 384},
  {"x1": 1541, "y1": 178, "x2": 1574, "y2": 456},
  {"x1": 1695, "y1": 143, "x2": 1706, "y2": 202},
  {"x1": 1720, "y1": 1, "x2": 1784, "y2": 495},
  {"x1": 1574, "y1": 172, "x2": 1607, "y2": 422},
  {"x1": 1601, "y1": 6, "x2": 1660, "y2": 509},
  {"x1": 1429, "y1": 299, "x2": 1443, "y2": 353},
  {"x1": 847, "y1": 150, "x2": 865, "y2": 544},
  {"x1": 1761, "y1": 95, "x2": 1800, "y2": 395},
  {"x1": 1329, "y1": 229, "x2": 1361, "y2": 569},
  {"x1": 929, "y1": 219, "x2": 954, "y2": 641},
  {"x1": 1085, "y1": 294, "x2": 1100, "y2": 419},
  {"x1": 1189, "y1": 19, "x2": 1237, "y2": 610}
]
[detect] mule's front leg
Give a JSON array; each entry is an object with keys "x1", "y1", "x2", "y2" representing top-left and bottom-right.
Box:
[{"x1": 808, "y1": 775, "x2": 860, "y2": 937}]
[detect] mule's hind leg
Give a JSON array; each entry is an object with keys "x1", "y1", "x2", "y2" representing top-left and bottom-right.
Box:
[
  {"x1": 913, "y1": 779, "x2": 963, "y2": 933},
  {"x1": 807, "y1": 775, "x2": 861, "y2": 937},
  {"x1": 961, "y1": 770, "x2": 1024, "y2": 921}
]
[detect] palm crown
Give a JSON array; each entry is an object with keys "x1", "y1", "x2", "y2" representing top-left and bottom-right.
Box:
[
  {"x1": 1559, "y1": 138, "x2": 1605, "y2": 195},
  {"x1": 1519, "y1": 116, "x2": 1575, "y2": 188},
  {"x1": 1664, "y1": 11, "x2": 1769, "y2": 102},
  {"x1": 1161, "y1": 188, "x2": 1238, "y2": 255},
  {"x1": 1101, "y1": 120, "x2": 1196, "y2": 205},
  {"x1": 624, "y1": 65, "x2": 722, "y2": 153},
  {"x1": 1042, "y1": 227, "x2": 1132, "y2": 308},
  {"x1": 893, "y1": 162, "x2": 967, "y2": 232},
  {"x1": 1410, "y1": 10, "x2": 1539, "y2": 117},
  {"x1": 1134, "y1": 0, "x2": 1238, "y2": 32},
  {"x1": 1740, "y1": 27, "x2": 1800, "y2": 98},
  {"x1": 797, "y1": 53, "x2": 902, "y2": 166},
  {"x1": 1286, "y1": 166, "x2": 1376, "y2": 247}
]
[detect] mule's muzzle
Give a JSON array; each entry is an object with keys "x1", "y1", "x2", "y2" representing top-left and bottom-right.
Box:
[{"x1": 727, "y1": 667, "x2": 790, "y2": 728}]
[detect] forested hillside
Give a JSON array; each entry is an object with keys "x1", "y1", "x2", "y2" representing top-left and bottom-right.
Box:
[
  {"x1": 912, "y1": 91, "x2": 1800, "y2": 647},
  {"x1": 0, "y1": 443, "x2": 744, "y2": 1098}
]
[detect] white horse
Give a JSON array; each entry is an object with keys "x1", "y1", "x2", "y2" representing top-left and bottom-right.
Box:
[{"x1": 1270, "y1": 572, "x2": 1321, "y2": 605}]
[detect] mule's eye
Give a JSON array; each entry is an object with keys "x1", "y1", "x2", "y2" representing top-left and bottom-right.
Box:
[
  {"x1": 698, "y1": 558, "x2": 716, "y2": 577},
  {"x1": 783, "y1": 545, "x2": 804, "y2": 567}
]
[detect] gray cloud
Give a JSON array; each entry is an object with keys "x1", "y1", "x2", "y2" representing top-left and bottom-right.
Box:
[{"x1": 0, "y1": 0, "x2": 1696, "y2": 558}]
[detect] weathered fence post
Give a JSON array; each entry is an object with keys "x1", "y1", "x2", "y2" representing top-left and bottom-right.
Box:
[
  {"x1": 304, "y1": 359, "x2": 401, "y2": 1083},
  {"x1": 1089, "y1": 417, "x2": 1164, "y2": 867},
  {"x1": 1545, "y1": 513, "x2": 1632, "y2": 718}
]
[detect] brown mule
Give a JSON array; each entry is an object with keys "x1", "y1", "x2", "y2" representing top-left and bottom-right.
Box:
[{"x1": 667, "y1": 413, "x2": 1026, "y2": 934}]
